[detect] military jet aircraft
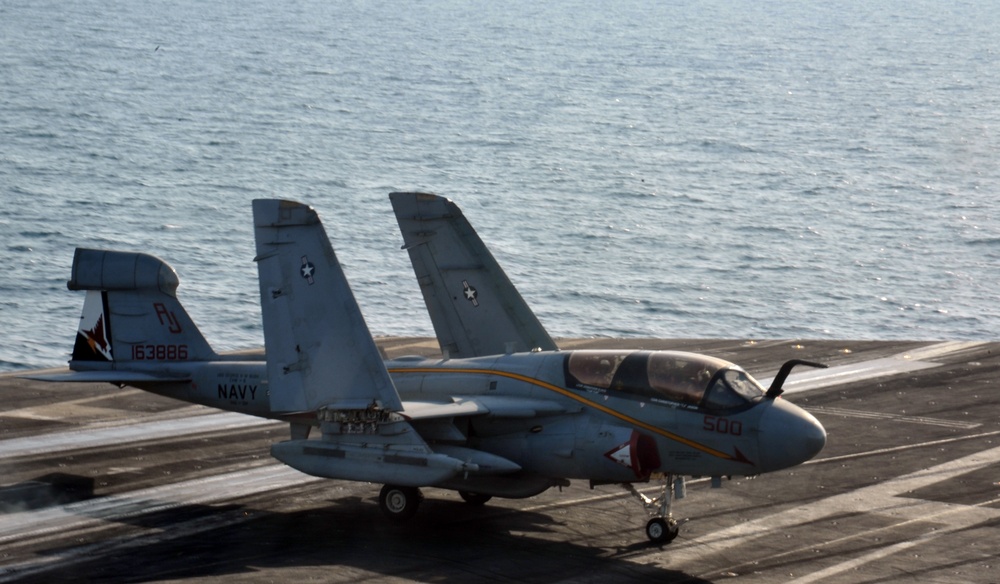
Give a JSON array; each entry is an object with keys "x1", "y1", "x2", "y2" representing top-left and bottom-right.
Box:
[{"x1": 25, "y1": 193, "x2": 827, "y2": 544}]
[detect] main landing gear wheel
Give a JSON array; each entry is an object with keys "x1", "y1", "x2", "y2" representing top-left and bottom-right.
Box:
[
  {"x1": 458, "y1": 491, "x2": 493, "y2": 506},
  {"x1": 379, "y1": 485, "x2": 423, "y2": 522},
  {"x1": 645, "y1": 517, "x2": 679, "y2": 544}
]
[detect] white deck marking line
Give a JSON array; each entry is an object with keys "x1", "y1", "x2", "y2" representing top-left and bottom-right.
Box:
[
  {"x1": 0, "y1": 464, "x2": 321, "y2": 581},
  {"x1": 784, "y1": 495, "x2": 1000, "y2": 584},
  {"x1": 1, "y1": 388, "x2": 146, "y2": 419},
  {"x1": 2, "y1": 398, "x2": 211, "y2": 429},
  {"x1": 0, "y1": 507, "x2": 262, "y2": 583},
  {"x1": 0, "y1": 412, "x2": 280, "y2": 459},
  {"x1": 803, "y1": 430, "x2": 1000, "y2": 466},
  {"x1": 809, "y1": 406, "x2": 981, "y2": 430},
  {"x1": 0, "y1": 464, "x2": 317, "y2": 545},
  {"x1": 673, "y1": 442, "x2": 1000, "y2": 572},
  {"x1": 757, "y1": 341, "x2": 989, "y2": 395},
  {"x1": 759, "y1": 357, "x2": 938, "y2": 394},
  {"x1": 895, "y1": 340, "x2": 988, "y2": 362}
]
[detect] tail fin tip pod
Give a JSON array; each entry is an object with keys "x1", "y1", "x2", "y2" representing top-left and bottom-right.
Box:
[
  {"x1": 69, "y1": 247, "x2": 180, "y2": 294},
  {"x1": 252, "y1": 199, "x2": 404, "y2": 414},
  {"x1": 389, "y1": 192, "x2": 557, "y2": 359}
]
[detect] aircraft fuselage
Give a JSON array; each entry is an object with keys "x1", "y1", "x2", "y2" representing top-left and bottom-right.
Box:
[{"x1": 131, "y1": 349, "x2": 825, "y2": 484}]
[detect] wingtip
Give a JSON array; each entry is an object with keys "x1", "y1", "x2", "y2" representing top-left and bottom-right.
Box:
[
  {"x1": 389, "y1": 192, "x2": 443, "y2": 202},
  {"x1": 389, "y1": 192, "x2": 459, "y2": 221},
  {"x1": 252, "y1": 199, "x2": 318, "y2": 227}
]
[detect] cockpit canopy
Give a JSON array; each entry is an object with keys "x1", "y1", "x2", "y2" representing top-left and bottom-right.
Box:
[{"x1": 565, "y1": 350, "x2": 765, "y2": 413}]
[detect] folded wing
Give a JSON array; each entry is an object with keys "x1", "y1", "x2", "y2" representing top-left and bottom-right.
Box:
[
  {"x1": 390, "y1": 192, "x2": 557, "y2": 358},
  {"x1": 253, "y1": 199, "x2": 512, "y2": 487},
  {"x1": 253, "y1": 199, "x2": 402, "y2": 414}
]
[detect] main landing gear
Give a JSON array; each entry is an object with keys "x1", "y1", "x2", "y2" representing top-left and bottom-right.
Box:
[
  {"x1": 379, "y1": 485, "x2": 423, "y2": 521},
  {"x1": 622, "y1": 473, "x2": 683, "y2": 544},
  {"x1": 378, "y1": 486, "x2": 494, "y2": 521}
]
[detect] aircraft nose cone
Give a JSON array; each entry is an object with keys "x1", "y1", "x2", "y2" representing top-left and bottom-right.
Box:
[{"x1": 757, "y1": 399, "x2": 826, "y2": 472}]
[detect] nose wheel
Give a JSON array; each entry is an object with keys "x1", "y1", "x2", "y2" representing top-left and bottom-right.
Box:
[
  {"x1": 622, "y1": 474, "x2": 683, "y2": 544},
  {"x1": 645, "y1": 517, "x2": 679, "y2": 544}
]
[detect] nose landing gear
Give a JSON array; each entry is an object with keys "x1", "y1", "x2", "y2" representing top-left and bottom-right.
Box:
[
  {"x1": 644, "y1": 516, "x2": 679, "y2": 544},
  {"x1": 622, "y1": 473, "x2": 683, "y2": 544}
]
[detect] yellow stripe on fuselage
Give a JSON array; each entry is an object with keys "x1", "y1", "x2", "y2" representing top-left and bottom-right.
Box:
[{"x1": 387, "y1": 367, "x2": 741, "y2": 462}]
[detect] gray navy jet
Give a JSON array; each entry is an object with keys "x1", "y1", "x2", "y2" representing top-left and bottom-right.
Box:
[{"x1": 25, "y1": 193, "x2": 827, "y2": 543}]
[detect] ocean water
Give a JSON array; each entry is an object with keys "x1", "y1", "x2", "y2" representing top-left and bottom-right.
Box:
[{"x1": 2, "y1": 0, "x2": 999, "y2": 371}]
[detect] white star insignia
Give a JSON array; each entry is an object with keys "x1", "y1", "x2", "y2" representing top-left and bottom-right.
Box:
[
  {"x1": 462, "y1": 280, "x2": 479, "y2": 307},
  {"x1": 300, "y1": 256, "x2": 316, "y2": 284}
]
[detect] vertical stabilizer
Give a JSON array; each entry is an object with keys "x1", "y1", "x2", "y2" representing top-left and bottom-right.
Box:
[
  {"x1": 67, "y1": 249, "x2": 217, "y2": 367},
  {"x1": 252, "y1": 199, "x2": 403, "y2": 414},
  {"x1": 390, "y1": 192, "x2": 557, "y2": 358}
]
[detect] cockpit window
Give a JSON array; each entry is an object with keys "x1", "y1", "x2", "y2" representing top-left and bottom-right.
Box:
[
  {"x1": 725, "y1": 370, "x2": 765, "y2": 401},
  {"x1": 647, "y1": 353, "x2": 717, "y2": 406},
  {"x1": 565, "y1": 351, "x2": 627, "y2": 390},
  {"x1": 565, "y1": 350, "x2": 763, "y2": 412},
  {"x1": 700, "y1": 370, "x2": 765, "y2": 412}
]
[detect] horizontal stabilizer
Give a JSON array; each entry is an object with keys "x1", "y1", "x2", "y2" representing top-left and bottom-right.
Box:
[{"x1": 19, "y1": 369, "x2": 190, "y2": 384}]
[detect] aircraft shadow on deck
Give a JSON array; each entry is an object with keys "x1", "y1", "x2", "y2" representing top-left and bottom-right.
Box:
[{"x1": 23, "y1": 497, "x2": 713, "y2": 584}]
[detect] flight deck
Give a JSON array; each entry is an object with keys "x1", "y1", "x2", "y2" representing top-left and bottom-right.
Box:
[{"x1": 2, "y1": 337, "x2": 998, "y2": 583}]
